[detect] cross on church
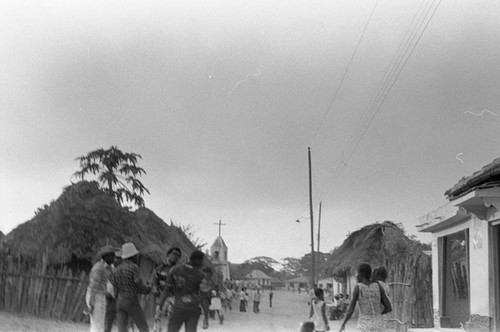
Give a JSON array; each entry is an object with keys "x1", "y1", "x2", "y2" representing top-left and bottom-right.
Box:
[{"x1": 214, "y1": 219, "x2": 226, "y2": 237}]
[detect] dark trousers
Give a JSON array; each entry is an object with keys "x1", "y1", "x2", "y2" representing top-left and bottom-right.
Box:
[
  {"x1": 167, "y1": 307, "x2": 201, "y2": 332},
  {"x1": 117, "y1": 296, "x2": 149, "y2": 332},
  {"x1": 200, "y1": 295, "x2": 210, "y2": 324},
  {"x1": 239, "y1": 300, "x2": 246, "y2": 312},
  {"x1": 253, "y1": 301, "x2": 260, "y2": 313},
  {"x1": 269, "y1": 296, "x2": 273, "y2": 307},
  {"x1": 105, "y1": 298, "x2": 117, "y2": 332}
]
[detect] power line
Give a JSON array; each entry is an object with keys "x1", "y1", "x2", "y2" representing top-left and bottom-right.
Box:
[
  {"x1": 309, "y1": 0, "x2": 380, "y2": 146},
  {"x1": 335, "y1": 0, "x2": 441, "y2": 184},
  {"x1": 319, "y1": 0, "x2": 431, "y2": 199},
  {"x1": 320, "y1": 0, "x2": 442, "y2": 201}
]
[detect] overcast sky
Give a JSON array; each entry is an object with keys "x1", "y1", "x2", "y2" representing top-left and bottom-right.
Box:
[{"x1": 2, "y1": 0, "x2": 500, "y2": 263}]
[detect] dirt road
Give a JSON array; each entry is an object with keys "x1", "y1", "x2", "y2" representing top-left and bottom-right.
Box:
[{"x1": 0, "y1": 290, "x2": 357, "y2": 332}]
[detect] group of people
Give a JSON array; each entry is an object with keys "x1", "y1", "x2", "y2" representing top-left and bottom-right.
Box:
[
  {"x1": 303, "y1": 263, "x2": 392, "y2": 332},
  {"x1": 236, "y1": 287, "x2": 269, "y2": 313},
  {"x1": 85, "y1": 242, "x2": 214, "y2": 332}
]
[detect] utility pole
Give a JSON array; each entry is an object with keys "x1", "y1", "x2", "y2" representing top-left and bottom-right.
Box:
[
  {"x1": 317, "y1": 201, "x2": 322, "y2": 275},
  {"x1": 308, "y1": 147, "x2": 315, "y2": 287}
]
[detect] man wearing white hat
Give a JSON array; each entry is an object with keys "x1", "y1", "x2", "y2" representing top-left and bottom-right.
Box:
[
  {"x1": 86, "y1": 245, "x2": 117, "y2": 332},
  {"x1": 111, "y1": 242, "x2": 152, "y2": 332}
]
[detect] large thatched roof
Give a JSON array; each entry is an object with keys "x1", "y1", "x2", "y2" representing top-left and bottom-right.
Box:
[
  {"x1": 2, "y1": 181, "x2": 197, "y2": 266},
  {"x1": 445, "y1": 157, "x2": 500, "y2": 200},
  {"x1": 326, "y1": 221, "x2": 430, "y2": 279}
]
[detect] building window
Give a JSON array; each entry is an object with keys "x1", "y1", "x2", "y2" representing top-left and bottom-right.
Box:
[{"x1": 214, "y1": 251, "x2": 219, "y2": 259}]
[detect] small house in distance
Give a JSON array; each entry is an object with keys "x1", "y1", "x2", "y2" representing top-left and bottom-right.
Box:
[
  {"x1": 245, "y1": 269, "x2": 272, "y2": 289},
  {"x1": 317, "y1": 277, "x2": 343, "y2": 295},
  {"x1": 418, "y1": 157, "x2": 500, "y2": 332},
  {"x1": 285, "y1": 276, "x2": 310, "y2": 291}
]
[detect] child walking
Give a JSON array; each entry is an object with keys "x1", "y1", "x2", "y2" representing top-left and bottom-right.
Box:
[
  {"x1": 209, "y1": 289, "x2": 224, "y2": 325},
  {"x1": 309, "y1": 288, "x2": 330, "y2": 332}
]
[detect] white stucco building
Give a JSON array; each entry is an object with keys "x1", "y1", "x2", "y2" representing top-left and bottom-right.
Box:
[
  {"x1": 210, "y1": 236, "x2": 231, "y2": 281},
  {"x1": 418, "y1": 158, "x2": 500, "y2": 332}
]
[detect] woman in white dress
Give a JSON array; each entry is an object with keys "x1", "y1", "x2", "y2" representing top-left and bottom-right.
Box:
[
  {"x1": 209, "y1": 289, "x2": 224, "y2": 324},
  {"x1": 339, "y1": 263, "x2": 392, "y2": 332}
]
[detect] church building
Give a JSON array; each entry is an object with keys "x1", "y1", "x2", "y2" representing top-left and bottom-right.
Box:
[{"x1": 209, "y1": 220, "x2": 231, "y2": 281}]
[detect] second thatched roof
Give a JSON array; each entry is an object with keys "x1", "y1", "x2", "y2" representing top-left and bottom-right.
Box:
[{"x1": 326, "y1": 221, "x2": 429, "y2": 279}]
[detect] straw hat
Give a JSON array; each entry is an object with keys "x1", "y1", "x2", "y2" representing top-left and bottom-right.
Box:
[
  {"x1": 121, "y1": 242, "x2": 139, "y2": 259},
  {"x1": 97, "y1": 245, "x2": 117, "y2": 259}
]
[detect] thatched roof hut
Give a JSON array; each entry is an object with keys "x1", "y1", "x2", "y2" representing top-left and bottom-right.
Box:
[
  {"x1": 326, "y1": 221, "x2": 428, "y2": 279},
  {"x1": 2, "y1": 181, "x2": 197, "y2": 271},
  {"x1": 326, "y1": 221, "x2": 433, "y2": 329}
]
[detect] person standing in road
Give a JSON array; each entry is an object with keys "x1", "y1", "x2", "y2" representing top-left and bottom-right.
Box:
[
  {"x1": 160, "y1": 250, "x2": 206, "y2": 332},
  {"x1": 199, "y1": 267, "x2": 213, "y2": 329},
  {"x1": 269, "y1": 288, "x2": 274, "y2": 308},
  {"x1": 253, "y1": 289, "x2": 261, "y2": 313},
  {"x1": 86, "y1": 245, "x2": 117, "y2": 332},
  {"x1": 111, "y1": 242, "x2": 152, "y2": 332},
  {"x1": 152, "y1": 247, "x2": 182, "y2": 332},
  {"x1": 104, "y1": 248, "x2": 122, "y2": 332},
  {"x1": 239, "y1": 288, "x2": 247, "y2": 312},
  {"x1": 339, "y1": 263, "x2": 392, "y2": 332},
  {"x1": 309, "y1": 288, "x2": 330, "y2": 332},
  {"x1": 225, "y1": 288, "x2": 233, "y2": 311}
]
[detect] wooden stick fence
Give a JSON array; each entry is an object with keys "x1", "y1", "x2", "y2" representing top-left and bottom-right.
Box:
[
  {"x1": 384, "y1": 248, "x2": 433, "y2": 332},
  {"x1": 0, "y1": 256, "x2": 89, "y2": 322}
]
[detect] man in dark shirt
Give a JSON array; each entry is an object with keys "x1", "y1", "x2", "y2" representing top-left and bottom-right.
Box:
[
  {"x1": 111, "y1": 242, "x2": 151, "y2": 332},
  {"x1": 159, "y1": 250, "x2": 205, "y2": 332},
  {"x1": 152, "y1": 247, "x2": 181, "y2": 332}
]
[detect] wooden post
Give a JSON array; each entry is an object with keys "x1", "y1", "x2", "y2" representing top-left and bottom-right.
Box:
[{"x1": 308, "y1": 147, "x2": 315, "y2": 287}]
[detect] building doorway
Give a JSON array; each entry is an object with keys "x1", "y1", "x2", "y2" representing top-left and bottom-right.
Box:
[
  {"x1": 442, "y1": 229, "x2": 470, "y2": 328},
  {"x1": 492, "y1": 224, "x2": 500, "y2": 332}
]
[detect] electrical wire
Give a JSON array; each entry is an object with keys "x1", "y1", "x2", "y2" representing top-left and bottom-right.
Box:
[
  {"x1": 320, "y1": 0, "x2": 442, "y2": 201},
  {"x1": 309, "y1": 0, "x2": 380, "y2": 146}
]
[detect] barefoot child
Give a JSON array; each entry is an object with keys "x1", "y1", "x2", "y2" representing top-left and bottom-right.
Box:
[{"x1": 310, "y1": 288, "x2": 330, "y2": 332}]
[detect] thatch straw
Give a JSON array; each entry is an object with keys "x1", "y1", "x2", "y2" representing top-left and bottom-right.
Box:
[
  {"x1": 2, "y1": 181, "x2": 197, "y2": 268},
  {"x1": 325, "y1": 221, "x2": 426, "y2": 278}
]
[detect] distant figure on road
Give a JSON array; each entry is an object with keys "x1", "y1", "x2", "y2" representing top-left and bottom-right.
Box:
[
  {"x1": 86, "y1": 245, "x2": 116, "y2": 332},
  {"x1": 162, "y1": 250, "x2": 205, "y2": 332},
  {"x1": 269, "y1": 288, "x2": 274, "y2": 308},
  {"x1": 112, "y1": 242, "x2": 152, "y2": 332},
  {"x1": 339, "y1": 263, "x2": 392, "y2": 332},
  {"x1": 309, "y1": 288, "x2": 330, "y2": 332},
  {"x1": 308, "y1": 284, "x2": 317, "y2": 305},
  {"x1": 225, "y1": 288, "x2": 233, "y2": 311},
  {"x1": 239, "y1": 288, "x2": 247, "y2": 312},
  {"x1": 253, "y1": 289, "x2": 261, "y2": 313}
]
